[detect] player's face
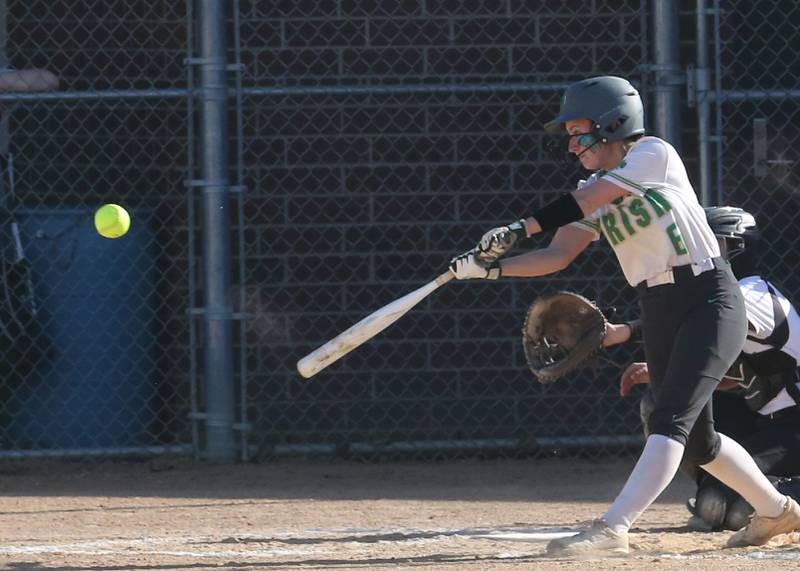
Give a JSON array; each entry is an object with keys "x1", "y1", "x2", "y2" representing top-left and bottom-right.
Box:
[
  {"x1": 565, "y1": 118, "x2": 624, "y2": 171},
  {"x1": 565, "y1": 118, "x2": 603, "y2": 170}
]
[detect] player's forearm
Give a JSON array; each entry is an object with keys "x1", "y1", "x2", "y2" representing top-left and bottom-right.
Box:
[
  {"x1": 604, "y1": 320, "x2": 641, "y2": 347},
  {"x1": 603, "y1": 323, "x2": 633, "y2": 347},
  {"x1": 497, "y1": 248, "x2": 571, "y2": 277}
]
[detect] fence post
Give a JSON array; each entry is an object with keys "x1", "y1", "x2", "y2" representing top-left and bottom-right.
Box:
[
  {"x1": 198, "y1": 0, "x2": 236, "y2": 462},
  {"x1": 652, "y1": 0, "x2": 683, "y2": 150},
  {"x1": 694, "y1": 0, "x2": 712, "y2": 205},
  {"x1": 0, "y1": 0, "x2": 9, "y2": 156}
]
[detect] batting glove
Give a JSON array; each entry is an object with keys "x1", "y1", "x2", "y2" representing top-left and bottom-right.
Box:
[
  {"x1": 449, "y1": 251, "x2": 501, "y2": 280},
  {"x1": 475, "y1": 219, "x2": 527, "y2": 264}
]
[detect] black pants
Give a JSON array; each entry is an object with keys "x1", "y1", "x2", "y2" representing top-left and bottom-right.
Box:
[
  {"x1": 711, "y1": 392, "x2": 800, "y2": 476},
  {"x1": 637, "y1": 258, "x2": 747, "y2": 465}
]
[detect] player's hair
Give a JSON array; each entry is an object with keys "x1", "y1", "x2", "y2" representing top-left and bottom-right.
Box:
[{"x1": 621, "y1": 133, "x2": 645, "y2": 153}]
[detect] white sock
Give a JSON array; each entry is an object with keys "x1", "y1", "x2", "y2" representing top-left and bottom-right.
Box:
[
  {"x1": 700, "y1": 432, "x2": 786, "y2": 518},
  {"x1": 602, "y1": 434, "x2": 685, "y2": 534}
]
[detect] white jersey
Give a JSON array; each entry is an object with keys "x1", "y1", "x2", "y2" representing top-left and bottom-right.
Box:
[
  {"x1": 739, "y1": 276, "x2": 800, "y2": 415},
  {"x1": 571, "y1": 136, "x2": 720, "y2": 287}
]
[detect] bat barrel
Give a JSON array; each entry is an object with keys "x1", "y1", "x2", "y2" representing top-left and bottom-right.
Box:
[{"x1": 296, "y1": 271, "x2": 453, "y2": 379}]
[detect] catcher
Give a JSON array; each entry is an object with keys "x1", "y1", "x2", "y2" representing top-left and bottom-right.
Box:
[
  {"x1": 448, "y1": 76, "x2": 800, "y2": 556},
  {"x1": 611, "y1": 206, "x2": 800, "y2": 532}
]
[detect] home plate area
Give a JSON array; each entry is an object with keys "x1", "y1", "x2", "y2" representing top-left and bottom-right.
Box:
[{"x1": 1, "y1": 459, "x2": 799, "y2": 570}]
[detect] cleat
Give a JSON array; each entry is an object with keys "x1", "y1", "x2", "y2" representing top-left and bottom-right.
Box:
[
  {"x1": 727, "y1": 496, "x2": 800, "y2": 547},
  {"x1": 546, "y1": 519, "x2": 629, "y2": 556}
]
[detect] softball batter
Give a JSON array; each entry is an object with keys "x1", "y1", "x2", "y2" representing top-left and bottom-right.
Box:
[
  {"x1": 449, "y1": 76, "x2": 800, "y2": 556},
  {"x1": 619, "y1": 206, "x2": 800, "y2": 531}
]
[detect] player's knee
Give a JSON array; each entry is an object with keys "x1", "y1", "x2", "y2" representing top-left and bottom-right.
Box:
[
  {"x1": 684, "y1": 445, "x2": 717, "y2": 466},
  {"x1": 648, "y1": 409, "x2": 690, "y2": 446},
  {"x1": 684, "y1": 432, "x2": 721, "y2": 466}
]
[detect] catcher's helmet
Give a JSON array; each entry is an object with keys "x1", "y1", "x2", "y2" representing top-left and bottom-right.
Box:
[
  {"x1": 704, "y1": 206, "x2": 760, "y2": 262},
  {"x1": 545, "y1": 76, "x2": 645, "y2": 143}
]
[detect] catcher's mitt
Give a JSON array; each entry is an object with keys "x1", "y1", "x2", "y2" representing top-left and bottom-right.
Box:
[{"x1": 522, "y1": 291, "x2": 608, "y2": 383}]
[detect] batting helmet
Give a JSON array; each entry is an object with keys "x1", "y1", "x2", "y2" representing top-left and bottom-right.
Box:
[
  {"x1": 704, "y1": 206, "x2": 760, "y2": 261},
  {"x1": 545, "y1": 76, "x2": 645, "y2": 143}
]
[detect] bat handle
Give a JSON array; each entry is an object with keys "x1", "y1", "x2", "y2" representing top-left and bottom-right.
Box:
[{"x1": 434, "y1": 270, "x2": 455, "y2": 287}]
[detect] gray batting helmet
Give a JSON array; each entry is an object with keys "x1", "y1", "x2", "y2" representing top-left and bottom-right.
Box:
[{"x1": 545, "y1": 76, "x2": 645, "y2": 143}]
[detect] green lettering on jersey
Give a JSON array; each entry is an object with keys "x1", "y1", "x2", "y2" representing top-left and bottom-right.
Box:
[
  {"x1": 666, "y1": 223, "x2": 687, "y2": 255},
  {"x1": 628, "y1": 198, "x2": 651, "y2": 228},
  {"x1": 644, "y1": 189, "x2": 672, "y2": 217},
  {"x1": 601, "y1": 213, "x2": 625, "y2": 246},
  {"x1": 617, "y1": 206, "x2": 636, "y2": 236}
]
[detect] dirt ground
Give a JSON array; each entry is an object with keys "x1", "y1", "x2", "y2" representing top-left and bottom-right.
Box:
[{"x1": 0, "y1": 456, "x2": 798, "y2": 570}]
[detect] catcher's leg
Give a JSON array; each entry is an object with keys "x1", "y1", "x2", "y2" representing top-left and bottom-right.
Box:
[
  {"x1": 701, "y1": 476, "x2": 800, "y2": 533},
  {"x1": 686, "y1": 393, "x2": 765, "y2": 530},
  {"x1": 691, "y1": 473, "x2": 747, "y2": 530},
  {"x1": 694, "y1": 411, "x2": 800, "y2": 532}
]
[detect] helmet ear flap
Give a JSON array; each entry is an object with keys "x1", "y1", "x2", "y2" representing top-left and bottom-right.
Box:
[
  {"x1": 593, "y1": 123, "x2": 608, "y2": 144},
  {"x1": 606, "y1": 116, "x2": 629, "y2": 134}
]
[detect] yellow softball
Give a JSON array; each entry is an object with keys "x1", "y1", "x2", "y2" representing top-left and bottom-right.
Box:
[{"x1": 94, "y1": 204, "x2": 131, "y2": 239}]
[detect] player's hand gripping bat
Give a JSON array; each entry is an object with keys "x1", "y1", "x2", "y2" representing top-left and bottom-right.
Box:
[{"x1": 297, "y1": 271, "x2": 454, "y2": 379}]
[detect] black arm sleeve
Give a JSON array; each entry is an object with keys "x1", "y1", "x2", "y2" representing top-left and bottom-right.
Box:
[{"x1": 531, "y1": 193, "x2": 584, "y2": 232}]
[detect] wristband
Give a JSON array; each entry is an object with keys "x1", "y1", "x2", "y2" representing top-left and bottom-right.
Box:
[
  {"x1": 625, "y1": 319, "x2": 642, "y2": 339},
  {"x1": 486, "y1": 260, "x2": 502, "y2": 280},
  {"x1": 506, "y1": 219, "x2": 528, "y2": 240}
]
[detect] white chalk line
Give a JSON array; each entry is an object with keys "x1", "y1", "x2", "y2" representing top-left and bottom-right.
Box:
[
  {"x1": 0, "y1": 526, "x2": 564, "y2": 558},
  {"x1": 0, "y1": 526, "x2": 798, "y2": 561},
  {"x1": 0, "y1": 537, "x2": 322, "y2": 559}
]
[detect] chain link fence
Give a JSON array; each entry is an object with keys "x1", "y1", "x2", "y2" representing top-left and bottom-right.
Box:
[
  {"x1": 1, "y1": 1, "x2": 795, "y2": 462},
  {"x1": 707, "y1": 1, "x2": 800, "y2": 300},
  {"x1": 240, "y1": 1, "x2": 650, "y2": 460},
  {"x1": 0, "y1": 0, "x2": 191, "y2": 456}
]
